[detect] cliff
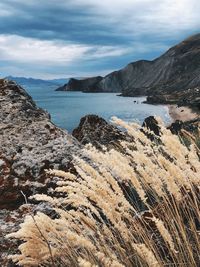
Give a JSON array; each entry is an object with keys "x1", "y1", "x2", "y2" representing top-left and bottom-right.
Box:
[
  {"x1": 56, "y1": 76, "x2": 103, "y2": 92},
  {"x1": 58, "y1": 34, "x2": 200, "y2": 107}
]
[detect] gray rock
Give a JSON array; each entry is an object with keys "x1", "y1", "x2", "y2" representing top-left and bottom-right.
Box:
[
  {"x1": 0, "y1": 79, "x2": 80, "y2": 209},
  {"x1": 72, "y1": 114, "x2": 133, "y2": 150}
]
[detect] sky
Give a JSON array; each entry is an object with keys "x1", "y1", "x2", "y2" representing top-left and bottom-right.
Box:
[{"x1": 0, "y1": 0, "x2": 199, "y2": 79}]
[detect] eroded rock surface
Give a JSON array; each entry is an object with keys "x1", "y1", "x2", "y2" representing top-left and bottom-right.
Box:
[
  {"x1": 0, "y1": 79, "x2": 82, "y2": 265},
  {"x1": 0, "y1": 79, "x2": 80, "y2": 210}
]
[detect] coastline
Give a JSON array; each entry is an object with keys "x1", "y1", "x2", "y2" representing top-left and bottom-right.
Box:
[{"x1": 168, "y1": 104, "x2": 199, "y2": 122}]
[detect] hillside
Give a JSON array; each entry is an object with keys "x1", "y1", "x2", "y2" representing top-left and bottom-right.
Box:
[
  {"x1": 57, "y1": 34, "x2": 200, "y2": 108},
  {"x1": 56, "y1": 76, "x2": 103, "y2": 92}
]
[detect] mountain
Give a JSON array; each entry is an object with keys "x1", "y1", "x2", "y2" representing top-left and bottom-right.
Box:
[
  {"x1": 56, "y1": 76, "x2": 103, "y2": 92},
  {"x1": 122, "y1": 34, "x2": 200, "y2": 98},
  {"x1": 57, "y1": 34, "x2": 200, "y2": 108},
  {"x1": 6, "y1": 76, "x2": 69, "y2": 88}
]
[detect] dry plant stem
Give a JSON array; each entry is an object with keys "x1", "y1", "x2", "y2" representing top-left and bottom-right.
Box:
[
  {"x1": 7, "y1": 119, "x2": 200, "y2": 267},
  {"x1": 21, "y1": 191, "x2": 56, "y2": 267}
]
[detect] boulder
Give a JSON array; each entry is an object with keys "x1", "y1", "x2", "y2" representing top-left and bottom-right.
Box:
[{"x1": 72, "y1": 115, "x2": 132, "y2": 150}]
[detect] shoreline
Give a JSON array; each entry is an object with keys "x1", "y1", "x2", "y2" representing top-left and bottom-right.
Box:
[{"x1": 167, "y1": 104, "x2": 199, "y2": 123}]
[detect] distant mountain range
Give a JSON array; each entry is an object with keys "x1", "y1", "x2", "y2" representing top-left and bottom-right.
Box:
[
  {"x1": 57, "y1": 34, "x2": 200, "y2": 109},
  {"x1": 6, "y1": 76, "x2": 69, "y2": 88}
]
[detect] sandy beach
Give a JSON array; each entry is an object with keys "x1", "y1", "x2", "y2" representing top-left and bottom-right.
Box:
[{"x1": 168, "y1": 105, "x2": 199, "y2": 122}]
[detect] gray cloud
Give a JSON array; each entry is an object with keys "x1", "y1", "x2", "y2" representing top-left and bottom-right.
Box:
[{"x1": 0, "y1": 0, "x2": 199, "y2": 78}]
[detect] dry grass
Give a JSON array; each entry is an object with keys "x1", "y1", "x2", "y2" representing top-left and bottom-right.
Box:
[{"x1": 7, "y1": 118, "x2": 200, "y2": 266}]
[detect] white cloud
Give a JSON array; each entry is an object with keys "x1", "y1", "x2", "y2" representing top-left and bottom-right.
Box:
[
  {"x1": 0, "y1": 34, "x2": 172, "y2": 78},
  {"x1": 0, "y1": 35, "x2": 132, "y2": 66},
  {"x1": 0, "y1": 34, "x2": 169, "y2": 67},
  {"x1": 0, "y1": 35, "x2": 91, "y2": 64}
]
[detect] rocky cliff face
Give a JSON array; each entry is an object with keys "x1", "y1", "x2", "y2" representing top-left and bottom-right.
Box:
[
  {"x1": 0, "y1": 79, "x2": 80, "y2": 210},
  {"x1": 56, "y1": 76, "x2": 103, "y2": 92},
  {"x1": 59, "y1": 34, "x2": 200, "y2": 107},
  {"x1": 0, "y1": 79, "x2": 82, "y2": 265},
  {"x1": 122, "y1": 34, "x2": 200, "y2": 96}
]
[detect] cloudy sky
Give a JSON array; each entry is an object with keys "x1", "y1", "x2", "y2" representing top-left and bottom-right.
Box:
[{"x1": 0, "y1": 0, "x2": 199, "y2": 79}]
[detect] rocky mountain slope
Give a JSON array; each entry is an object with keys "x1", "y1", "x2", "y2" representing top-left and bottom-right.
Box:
[{"x1": 57, "y1": 34, "x2": 200, "y2": 108}]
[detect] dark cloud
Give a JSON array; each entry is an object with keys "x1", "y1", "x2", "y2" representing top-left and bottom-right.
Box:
[
  {"x1": 0, "y1": 0, "x2": 199, "y2": 78},
  {"x1": 0, "y1": 0, "x2": 129, "y2": 45}
]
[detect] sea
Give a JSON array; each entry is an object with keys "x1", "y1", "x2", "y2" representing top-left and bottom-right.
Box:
[{"x1": 24, "y1": 84, "x2": 172, "y2": 133}]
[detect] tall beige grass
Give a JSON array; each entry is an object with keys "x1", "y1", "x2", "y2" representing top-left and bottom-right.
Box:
[{"x1": 7, "y1": 118, "x2": 200, "y2": 267}]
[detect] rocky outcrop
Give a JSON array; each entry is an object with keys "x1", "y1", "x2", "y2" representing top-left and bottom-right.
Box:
[
  {"x1": 169, "y1": 118, "x2": 200, "y2": 148},
  {"x1": 0, "y1": 202, "x2": 59, "y2": 266},
  {"x1": 0, "y1": 205, "x2": 35, "y2": 266},
  {"x1": 169, "y1": 118, "x2": 200, "y2": 135},
  {"x1": 0, "y1": 79, "x2": 82, "y2": 265},
  {"x1": 142, "y1": 115, "x2": 200, "y2": 143},
  {"x1": 72, "y1": 115, "x2": 132, "y2": 150},
  {"x1": 56, "y1": 76, "x2": 103, "y2": 92},
  {"x1": 142, "y1": 116, "x2": 161, "y2": 136},
  {"x1": 0, "y1": 79, "x2": 80, "y2": 210},
  {"x1": 60, "y1": 34, "x2": 200, "y2": 107},
  {"x1": 142, "y1": 115, "x2": 200, "y2": 148}
]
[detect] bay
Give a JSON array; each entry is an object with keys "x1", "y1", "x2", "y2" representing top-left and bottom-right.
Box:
[{"x1": 24, "y1": 84, "x2": 172, "y2": 133}]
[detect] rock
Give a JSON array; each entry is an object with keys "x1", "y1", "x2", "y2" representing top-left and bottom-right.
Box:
[
  {"x1": 0, "y1": 204, "x2": 34, "y2": 266},
  {"x1": 0, "y1": 79, "x2": 82, "y2": 265},
  {"x1": 0, "y1": 79, "x2": 80, "y2": 210},
  {"x1": 168, "y1": 118, "x2": 200, "y2": 148},
  {"x1": 142, "y1": 116, "x2": 161, "y2": 136},
  {"x1": 72, "y1": 115, "x2": 132, "y2": 150},
  {"x1": 0, "y1": 202, "x2": 57, "y2": 266},
  {"x1": 169, "y1": 118, "x2": 200, "y2": 134},
  {"x1": 56, "y1": 76, "x2": 103, "y2": 92},
  {"x1": 142, "y1": 116, "x2": 200, "y2": 147}
]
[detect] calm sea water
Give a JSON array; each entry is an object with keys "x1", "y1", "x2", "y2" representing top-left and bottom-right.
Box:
[{"x1": 24, "y1": 84, "x2": 172, "y2": 133}]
